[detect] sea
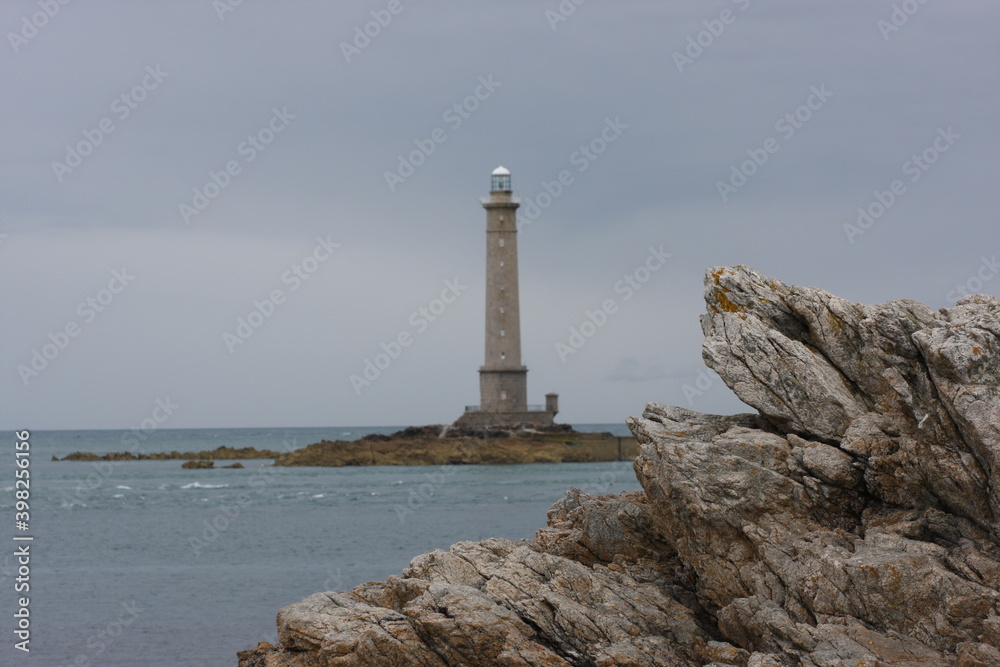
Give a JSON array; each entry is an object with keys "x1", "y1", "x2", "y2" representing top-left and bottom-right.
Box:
[{"x1": 0, "y1": 425, "x2": 640, "y2": 667}]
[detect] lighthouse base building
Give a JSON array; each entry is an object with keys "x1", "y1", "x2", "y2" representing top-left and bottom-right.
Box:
[{"x1": 455, "y1": 166, "x2": 558, "y2": 428}]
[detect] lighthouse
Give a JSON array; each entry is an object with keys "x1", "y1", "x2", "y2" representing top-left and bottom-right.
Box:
[{"x1": 455, "y1": 167, "x2": 558, "y2": 427}]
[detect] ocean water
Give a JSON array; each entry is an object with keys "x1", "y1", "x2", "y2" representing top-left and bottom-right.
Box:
[{"x1": 0, "y1": 425, "x2": 639, "y2": 667}]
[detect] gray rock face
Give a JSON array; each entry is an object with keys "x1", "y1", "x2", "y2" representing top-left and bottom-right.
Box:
[
  {"x1": 700, "y1": 266, "x2": 998, "y2": 530},
  {"x1": 241, "y1": 266, "x2": 1000, "y2": 666}
]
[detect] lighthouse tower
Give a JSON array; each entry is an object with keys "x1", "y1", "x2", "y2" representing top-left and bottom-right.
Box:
[
  {"x1": 480, "y1": 166, "x2": 527, "y2": 412},
  {"x1": 455, "y1": 167, "x2": 558, "y2": 427}
]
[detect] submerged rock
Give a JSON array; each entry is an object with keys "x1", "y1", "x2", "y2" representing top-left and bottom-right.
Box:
[{"x1": 241, "y1": 266, "x2": 1000, "y2": 666}]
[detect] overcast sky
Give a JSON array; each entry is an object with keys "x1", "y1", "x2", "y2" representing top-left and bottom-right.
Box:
[{"x1": 1, "y1": 0, "x2": 997, "y2": 431}]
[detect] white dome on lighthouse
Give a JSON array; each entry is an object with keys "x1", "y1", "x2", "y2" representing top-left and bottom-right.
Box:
[{"x1": 490, "y1": 165, "x2": 512, "y2": 192}]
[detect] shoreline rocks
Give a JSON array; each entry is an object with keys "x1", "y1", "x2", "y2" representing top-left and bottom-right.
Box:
[{"x1": 239, "y1": 266, "x2": 1000, "y2": 666}]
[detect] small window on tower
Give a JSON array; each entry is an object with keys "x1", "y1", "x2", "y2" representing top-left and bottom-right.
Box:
[
  {"x1": 500, "y1": 307, "x2": 505, "y2": 314},
  {"x1": 499, "y1": 238, "x2": 505, "y2": 247},
  {"x1": 501, "y1": 391, "x2": 507, "y2": 401},
  {"x1": 501, "y1": 329, "x2": 505, "y2": 337},
  {"x1": 499, "y1": 215, "x2": 504, "y2": 221},
  {"x1": 501, "y1": 352, "x2": 506, "y2": 360},
  {"x1": 500, "y1": 261, "x2": 504, "y2": 268}
]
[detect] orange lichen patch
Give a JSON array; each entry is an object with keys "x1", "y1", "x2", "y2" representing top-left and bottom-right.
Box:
[
  {"x1": 827, "y1": 312, "x2": 846, "y2": 333},
  {"x1": 973, "y1": 346, "x2": 983, "y2": 355},
  {"x1": 714, "y1": 289, "x2": 743, "y2": 313}
]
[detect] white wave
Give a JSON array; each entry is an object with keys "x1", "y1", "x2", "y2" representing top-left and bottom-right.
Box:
[
  {"x1": 312, "y1": 494, "x2": 326, "y2": 498},
  {"x1": 115, "y1": 485, "x2": 132, "y2": 490},
  {"x1": 180, "y1": 482, "x2": 229, "y2": 489},
  {"x1": 113, "y1": 494, "x2": 125, "y2": 498}
]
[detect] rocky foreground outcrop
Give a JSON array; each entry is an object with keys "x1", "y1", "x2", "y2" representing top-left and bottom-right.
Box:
[{"x1": 240, "y1": 266, "x2": 1000, "y2": 666}]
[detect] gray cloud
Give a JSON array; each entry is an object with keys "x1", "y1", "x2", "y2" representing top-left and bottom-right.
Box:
[{"x1": 1, "y1": 0, "x2": 997, "y2": 429}]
